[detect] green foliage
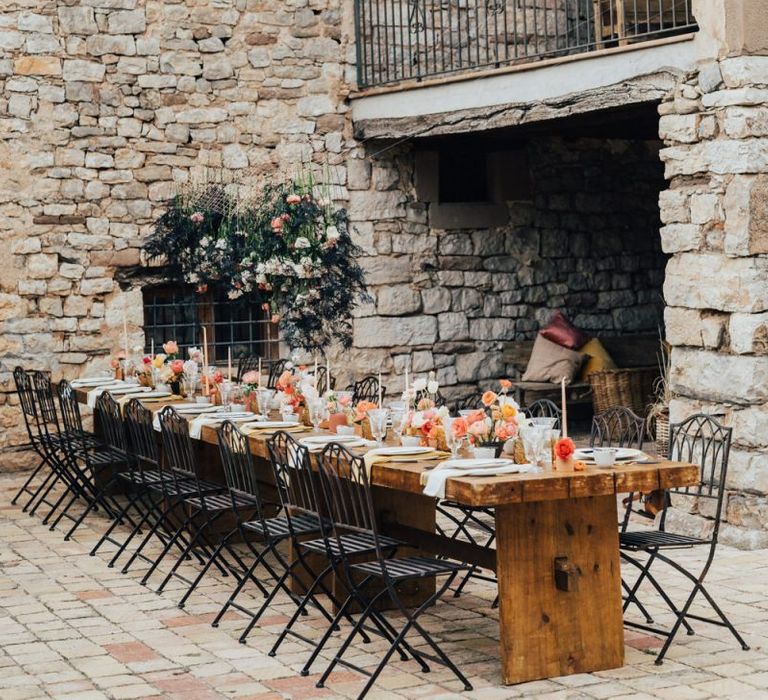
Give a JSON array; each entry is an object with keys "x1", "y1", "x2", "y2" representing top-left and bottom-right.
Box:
[{"x1": 144, "y1": 179, "x2": 369, "y2": 352}]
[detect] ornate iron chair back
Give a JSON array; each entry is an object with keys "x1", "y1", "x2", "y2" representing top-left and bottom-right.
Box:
[
  {"x1": 351, "y1": 375, "x2": 384, "y2": 404},
  {"x1": 524, "y1": 398, "x2": 562, "y2": 429},
  {"x1": 591, "y1": 406, "x2": 645, "y2": 449}
]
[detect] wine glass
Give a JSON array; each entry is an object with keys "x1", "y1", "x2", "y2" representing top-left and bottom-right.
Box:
[
  {"x1": 308, "y1": 398, "x2": 327, "y2": 432},
  {"x1": 443, "y1": 416, "x2": 463, "y2": 458},
  {"x1": 390, "y1": 408, "x2": 405, "y2": 445},
  {"x1": 182, "y1": 375, "x2": 197, "y2": 400},
  {"x1": 522, "y1": 426, "x2": 548, "y2": 467},
  {"x1": 367, "y1": 408, "x2": 389, "y2": 447}
]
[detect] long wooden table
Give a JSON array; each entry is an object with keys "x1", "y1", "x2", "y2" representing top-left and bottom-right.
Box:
[{"x1": 78, "y1": 390, "x2": 698, "y2": 685}]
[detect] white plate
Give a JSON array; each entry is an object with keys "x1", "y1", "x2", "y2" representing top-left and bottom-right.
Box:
[
  {"x1": 174, "y1": 405, "x2": 223, "y2": 414},
  {"x1": 134, "y1": 390, "x2": 172, "y2": 399},
  {"x1": 574, "y1": 448, "x2": 644, "y2": 461},
  {"x1": 438, "y1": 458, "x2": 516, "y2": 470},
  {"x1": 367, "y1": 446, "x2": 434, "y2": 456},
  {"x1": 243, "y1": 421, "x2": 299, "y2": 430},
  {"x1": 300, "y1": 435, "x2": 362, "y2": 445},
  {"x1": 105, "y1": 386, "x2": 152, "y2": 395},
  {"x1": 72, "y1": 377, "x2": 121, "y2": 387}
]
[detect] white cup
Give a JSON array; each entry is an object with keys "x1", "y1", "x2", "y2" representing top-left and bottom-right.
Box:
[
  {"x1": 195, "y1": 396, "x2": 211, "y2": 405},
  {"x1": 593, "y1": 447, "x2": 617, "y2": 468},
  {"x1": 401, "y1": 435, "x2": 421, "y2": 447}
]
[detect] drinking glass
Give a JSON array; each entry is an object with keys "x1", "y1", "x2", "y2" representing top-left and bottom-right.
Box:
[
  {"x1": 522, "y1": 426, "x2": 548, "y2": 467},
  {"x1": 257, "y1": 388, "x2": 275, "y2": 417},
  {"x1": 367, "y1": 408, "x2": 389, "y2": 447},
  {"x1": 390, "y1": 408, "x2": 405, "y2": 444},
  {"x1": 442, "y1": 416, "x2": 463, "y2": 458},
  {"x1": 182, "y1": 375, "x2": 197, "y2": 400},
  {"x1": 220, "y1": 380, "x2": 233, "y2": 411},
  {"x1": 308, "y1": 398, "x2": 327, "y2": 431}
]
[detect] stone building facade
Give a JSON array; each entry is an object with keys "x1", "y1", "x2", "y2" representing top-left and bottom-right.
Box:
[{"x1": 0, "y1": 0, "x2": 767, "y2": 544}]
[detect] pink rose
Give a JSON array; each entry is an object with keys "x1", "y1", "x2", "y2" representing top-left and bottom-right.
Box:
[
  {"x1": 170, "y1": 359, "x2": 184, "y2": 374},
  {"x1": 163, "y1": 340, "x2": 179, "y2": 355},
  {"x1": 338, "y1": 395, "x2": 351, "y2": 407},
  {"x1": 242, "y1": 371, "x2": 259, "y2": 384},
  {"x1": 286, "y1": 194, "x2": 301, "y2": 205},
  {"x1": 451, "y1": 418, "x2": 468, "y2": 438},
  {"x1": 190, "y1": 212, "x2": 204, "y2": 224},
  {"x1": 468, "y1": 421, "x2": 488, "y2": 437},
  {"x1": 271, "y1": 216, "x2": 283, "y2": 231}
]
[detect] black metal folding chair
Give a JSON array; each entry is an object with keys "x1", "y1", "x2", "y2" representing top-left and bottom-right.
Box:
[
  {"x1": 236, "y1": 355, "x2": 261, "y2": 382},
  {"x1": 621, "y1": 413, "x2": 749, "y2": 664},
  {"x1": 114, "y1": 402, "x2": 205, "y2": 575},
  {"x1": 524, "y1": 398, "x2": 562, "y2": 427},
  {"x1": 312, "y1": 442, "x2": 472, "y2": 699},
  {"x1": 205, "y1": 424, "x2": 331, "y2": 637},
  {"x1": 140, "y1": 406, "x2": 246, "y2": 591},
  {"x1": 348, "y1": 375, "x2": 385, "y2": 404},
  {"x1": 47, "y1": 383, "x2": 131, "y2": 540},
  {"x1": 314, "y1": 365, "x2": 335, "y2": 395},
  {"x1": 11, "y1": 367, "x2": 70, "y2": 515}
]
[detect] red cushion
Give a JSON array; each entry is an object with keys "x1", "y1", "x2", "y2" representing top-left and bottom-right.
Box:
[{"x1": 540, "y1": 311, "x2": 589, "y2": 350}]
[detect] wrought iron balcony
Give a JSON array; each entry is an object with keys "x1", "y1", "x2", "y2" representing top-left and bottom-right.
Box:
[{"x1": 354, "y1": 0, "x2": 697, "y2": 89}]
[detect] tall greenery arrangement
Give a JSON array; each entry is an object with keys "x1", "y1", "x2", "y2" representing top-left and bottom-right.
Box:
[{"x1": 144, "y1": 175, "x2": 368, "y2": 352}]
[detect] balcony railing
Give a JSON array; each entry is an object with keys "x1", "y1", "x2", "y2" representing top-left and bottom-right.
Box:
[{"x1": 355, "y1": 0, "x2": 697, "y2": 89}]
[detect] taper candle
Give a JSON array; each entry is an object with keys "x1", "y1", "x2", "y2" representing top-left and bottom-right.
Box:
[
  {"x1": 561, "y1": 376, "x2": 568, "y2": 438},
  {"x1": 258, "y1": 357, "x2": 262, "y2": 388},
  {"x1": 227, "y1": 347, "x2": 232, "y2": 382},
  {"x1": 378, "y1": 371, "x2": 382, "y2": 408},
  {"x1": 122, "y1": 309, "x2": 129, "y2": 358}
]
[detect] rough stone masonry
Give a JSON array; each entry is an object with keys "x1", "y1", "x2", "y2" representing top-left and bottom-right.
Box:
[{"x1": 0, "y1": 0, "x2": 767, "y2": 545}]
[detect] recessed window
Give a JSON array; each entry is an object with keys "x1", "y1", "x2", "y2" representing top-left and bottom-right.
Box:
[
  {"x1": 438, "y1": 150, "x2": 489, "y2": 203},
  {"x1": 142, "y1": 285, "x2": 279, "y2": 362}
]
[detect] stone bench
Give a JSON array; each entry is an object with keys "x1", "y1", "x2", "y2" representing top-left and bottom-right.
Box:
[{"x1": 503, "y1": 333, "x2": 660, "y2": 408}]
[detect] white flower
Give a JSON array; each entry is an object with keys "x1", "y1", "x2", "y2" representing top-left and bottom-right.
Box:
[
  {"x1": 182, "y1": 360, "x2": 199, "y2": 376},
  {"x1": 411, "y1": 411, "x2": 427, "y2": 429},
  {"x1": 427, "y1": 380, "x2": 439, "y2": 394},
  {"x1": 412, "y1": 378, "x2": 427, "y2": 392},
  {"x1": 215, "y1": 238, "x2": 227, "y2": 250},
  {"x1": 200, "y1": 237, "x2": 210, "y2": 247},
  {"x1": 294, "y1": 236, "x2": 311, "y2": 249},
  {"x1": 437, "y1": 406, "x2": 450, "y2": 422},
  {"x1": 228, "y1": 289, "x2": 244, "y2": 300},
  {"x1": 326, "y1": 225, "x2": 340, "y2": 240},
  {"x1": 188, "y1": 346, "x2": 202, "y2": 361}
]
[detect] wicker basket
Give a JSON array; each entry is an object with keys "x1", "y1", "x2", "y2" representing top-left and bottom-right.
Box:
[{"x1": 588, "y1": 366, "x2": 658, "y2": 417}]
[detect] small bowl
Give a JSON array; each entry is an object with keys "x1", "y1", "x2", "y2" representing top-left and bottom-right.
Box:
[
  {"x1": 593, "y1": 447, "x2": 617, "y2": 468},
  {"x1": 281, "y1": 413, "x2": 300, "y2": 424},
  {"x1": 336, "y1": 425, "x2": 356, "y2": 437},
  {"x1": 230, "y1": 403, "x2": 246, "y2": 413},
  {"x1": 195, "y1": 396, "x2": 211, "y2": 405},
  {"x1": 401, "y1": 435, "x2": 422, "y2": 447}
]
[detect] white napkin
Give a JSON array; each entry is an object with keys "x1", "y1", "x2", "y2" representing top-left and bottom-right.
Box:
[
  {"x1": 188, "y1": 412, "x2": 256, "y2": 439},
  {"x1": 86, "y1": 382, "x2": 137, "y2": 407},
  {"x1": 72, "y1": 377, "x2": 117, "y2": 388},
  {"x1": 422, "y1": 462, "x2": 536, "y2": 499}
]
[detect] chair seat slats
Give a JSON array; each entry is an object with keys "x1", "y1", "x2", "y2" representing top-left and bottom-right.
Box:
[
  {"x1": 620, "y1": 530, "x2": 708, "y2": 550},
  {"x1": 351, "y1": 556, "x2": 469, "y2": 580}
]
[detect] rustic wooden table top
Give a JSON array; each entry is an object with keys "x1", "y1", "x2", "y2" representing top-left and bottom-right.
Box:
[{"x1": 76, "y1": 389, "x2": 699, "y2": 508}]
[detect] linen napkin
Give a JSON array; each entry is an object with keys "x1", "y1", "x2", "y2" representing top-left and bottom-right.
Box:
[
  {"x1": 362, "y1": 449, "x2": 450, "y2": 477},
  {"x1": 421, "y1": 461, "x2": 536, "y2": 499},
  {"x1": 86, "y1": 382, "x2": 142, "y2": 407},
  {"x1": 188, "y1": 412, "x2": 256, "y2": 439}
]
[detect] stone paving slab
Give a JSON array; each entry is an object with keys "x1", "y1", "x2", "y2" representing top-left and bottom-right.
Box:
[{"x1": 1, "y1": 474, "x2": 767, "y2": 700}]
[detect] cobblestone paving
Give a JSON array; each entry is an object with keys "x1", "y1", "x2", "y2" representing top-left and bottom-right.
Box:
[{"x1": 1, "y1": 473, "x2": 767, "y2": 700}]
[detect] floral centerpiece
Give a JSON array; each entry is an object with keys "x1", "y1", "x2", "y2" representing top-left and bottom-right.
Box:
[
  {"x1": 462, "y1": 380, "x2": 526, "y2": 457},
  {"x1": 144, "y1": 173, "x2": 369, "y2": 352}
]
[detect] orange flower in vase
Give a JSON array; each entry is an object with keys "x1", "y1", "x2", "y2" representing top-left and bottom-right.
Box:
[{"x1": 554, "y1": 437, "x2": 576, "y2": 462}]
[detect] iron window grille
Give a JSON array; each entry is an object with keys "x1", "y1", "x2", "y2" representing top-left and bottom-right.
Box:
[{"x1": 143, "y1": 285, "x2": 279, "y2": 364}]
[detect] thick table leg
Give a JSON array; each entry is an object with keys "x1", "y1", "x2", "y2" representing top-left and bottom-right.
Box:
[{"x1": 495, "y1": 494, "x2": 624, "y2": 685}]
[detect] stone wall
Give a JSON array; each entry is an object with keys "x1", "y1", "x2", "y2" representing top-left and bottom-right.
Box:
[
  {"x1": 659, "y1": 55, "x2": 768, "y2": 548},
  {"x1": 0, "y1": 0, "x2": 356, "y2": 468},
  {"x1": 347, "y1": 134, "x2": 667, "y2": 400}
]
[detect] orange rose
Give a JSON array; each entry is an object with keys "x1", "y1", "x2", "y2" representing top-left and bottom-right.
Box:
[
  {"x1": 555, "y1": 437, "x2": 575, "y2": 460},
  {"x1": 499, "y1": 379, "x2": 513, "y2": 390},
  {"x1": 481, "y1": 391, "x2": 497, "y2": 407}
]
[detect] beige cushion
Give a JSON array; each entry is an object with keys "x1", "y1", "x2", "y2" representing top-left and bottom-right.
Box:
[
  {"x1": 578, "y1": 337, "x2": 618, "y2": 380},
  {"x1": 521, "y1": 334, "x2": 587, "y2": 384}
]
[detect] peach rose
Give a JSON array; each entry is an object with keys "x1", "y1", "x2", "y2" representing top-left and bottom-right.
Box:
[
  {"x1": 481, "y1": 391, "x2": 498, "y2": 407},
  {"x1": 467, "y1": 420, "x2": 488, "y2": 437},
  {"x1": 212, "y1": 370, "x2": 223, "y2": 384},
  {"x1": 163, "y1": 340, "x2": 179, "y2": 355},
  {"x1": 499, "y1": 379, "x2": 513, "y2": 390},
  {"x1": 466, "y1": 409, "x2": 486, "y2": 426},
  {"x1": 170, "y1": 359, "x2": 184, "y2": 374},
  {"x1": 496, "y1": 421, "x2": 518, "y2": 441},
  {"x1": 271, "y1": 216, "x2": 283, "y2": 231},
  {"x1": 338, "y1": 395, "x2": 351, "y2": 407},
  {"x1": 451, "y1": 417, "x2": 468, "y2": 438},
  {"x1": 286, "y1": 194, "x2": 301, "y2": 205},
  {"x1": 271, "y1": 314, "x2": 280, "y2": 324}
]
